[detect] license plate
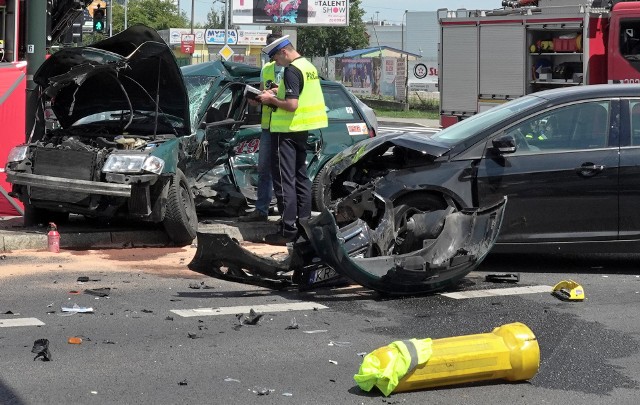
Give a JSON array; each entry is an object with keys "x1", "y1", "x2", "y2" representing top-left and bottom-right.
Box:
[
  {"x1": 234, "y1": 138, "x2": 260, "y2": 154},
  {"x1": 309, "y1": 267, "x2": 339, "y2": 284}
]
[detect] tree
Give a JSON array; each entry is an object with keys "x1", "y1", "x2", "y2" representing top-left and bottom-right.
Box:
[
  {"x1": 108, "y1": 0, "x2": 188, "y2": 34},
  {"x1": 205, "y1": 5, "x2": 224, "y2": 29},
  {"x1": 297, "y1": 0, "x2": 369, "y2": 57}
]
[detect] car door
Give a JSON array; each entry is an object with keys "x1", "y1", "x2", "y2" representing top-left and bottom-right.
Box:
[
  {"x1": 475, "y1": 99, "x2": 620, "y2": 243},
  {"x1": 619, "y1": 99, "x2": 640, "y2": 240},
  {"x1": 306, "y1": 83, "x2": 373, "y2": 179}
]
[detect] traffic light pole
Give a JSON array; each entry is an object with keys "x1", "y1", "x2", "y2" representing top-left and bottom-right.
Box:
[{"x1": 25, "y1": 1, "x2": 47, "y2": 143}]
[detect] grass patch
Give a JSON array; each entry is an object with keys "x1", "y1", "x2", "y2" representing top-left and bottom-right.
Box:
[{"x1": 373, "y1": 108, "x2": 439, "y2": 119}]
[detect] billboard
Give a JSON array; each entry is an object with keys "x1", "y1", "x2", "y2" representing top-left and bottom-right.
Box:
[{"x1": 231, "y1": 0, "x2": 349, "y2": 26}]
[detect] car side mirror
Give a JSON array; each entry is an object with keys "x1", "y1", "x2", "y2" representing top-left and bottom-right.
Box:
[{"x1": 492, "y1": 134, "x2": 517, "y2": 154}]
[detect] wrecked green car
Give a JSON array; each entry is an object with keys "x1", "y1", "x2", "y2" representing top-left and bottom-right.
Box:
[
  {"x1": 181, "y1": 58, "x2": 378, "y2": 214},
  {"x1": 5, "y1": 25, "x2": 198, "y2": 245}
]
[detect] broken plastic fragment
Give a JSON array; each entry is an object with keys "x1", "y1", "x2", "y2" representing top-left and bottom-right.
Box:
[
  {"x1": 242, "y1": 309, "x2": 263, "y2": 325},
  {"x1": 84, "y1": 288, "x2": 110, "y2": 297},
  {"x1": 328, "y1": 341, "x2": 352, "y2": 347},
  {"x1": 485, "y1": 273, "x2": 520, "y2": 283},
  {"x1": 187, "y1": 332, "x2": 201, "y2": 339},
  {"x1": 178, "y1": 379, "x2": 188, "y2": 386},
  {"x1": 224, "y1": 377, "x2": 241, "y2": 383},
  {"x1": 282, "y1": 392, "x2": 293, "y2": 397},
  {"x1": 329, "y1": 360, "x2": 338, "y2": 365},
  {"x1": 77, "y1": 276, "x2": 89, "y2": 282},
  {"x1": 303, "y1": 330, "x2": 328, "y2": 334},
  {"x1": 67, "y1": 337, "x2": 83, "y2": 344},
  {"x1": 252, "y1": 387, "x2": 274, "y2": 396},
  {"x1": 32, "y1": 338, "x2": 52, "y2": 361},
  {"x1": 61, "y1": 304, "x2": 94, "y2": 313},
  {"x1": 285, "y1": 318, "x2": 299, "y2": 330}
]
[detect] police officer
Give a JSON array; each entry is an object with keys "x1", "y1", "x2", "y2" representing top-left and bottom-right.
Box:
[
  {"x1": 239, "y1": 33, "x2": 284, "y2": 222},
  {"x1": 256, "y1": 36, "x2": 328, "y2": 245}
]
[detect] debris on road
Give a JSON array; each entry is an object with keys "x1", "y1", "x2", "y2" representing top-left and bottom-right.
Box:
[
  {"x1": 178, "y1": 379, "x2": 188, "y2": 386},
  {"x1": 84, "y1": 288, "x2": 111, "y2": 297},
  {"x1": 77, "y1": 276, "x2": 89, "y2": 283},
  {"x1": 329, "y1": 360, "x2": 338, "y2": 365},
  {"x1": 285, "y1": 317, "x2": 299, "y2": 330},
  {"x1": 252, "y1": 387, "x2": 275, "y2": 396},
  {"x1": 485, "y1": 273, "x2": 520, "y2": 283},
  {"x1": 552, "y1": 280, "x2": 585, "y2": 301},
  {"x1": 61, "y1": 304, "x2": 94, "y2": 313},
  {"x1": 31, "y1": 339, "x2": 52, "y2": 361},
  {"x1": 303, "y1": 330, "x2": 327, "y2": 334},
  {"x1": 224, "y1": 377, "x2": 240, "y2": 383},
  {"x1": 354, "y1": 322, "x2": 539, "y2": 396},
  {"x1": 67, "y1": 337, "x2": 83, "y2": 344}
]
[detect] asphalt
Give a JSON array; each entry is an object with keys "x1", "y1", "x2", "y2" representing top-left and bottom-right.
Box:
[{"x1": 0, "y1": 117, "x2": 436, "y2": 252}]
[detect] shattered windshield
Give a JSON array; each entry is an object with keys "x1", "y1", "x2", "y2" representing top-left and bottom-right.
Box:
[
  {"x1": 431, "y1": 95, "x2": 544, "y2": 145},
  {"x1": 184, "y1": 75, "x2": 218, "y2": 131},
  {"x1": 73, "y1": 110, "x2": 184, "y2": 133}
]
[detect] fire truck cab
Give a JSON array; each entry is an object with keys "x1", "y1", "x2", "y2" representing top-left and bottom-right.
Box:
[{"x1": 438, "y1": 0, "x2": 640, "y2": 127}]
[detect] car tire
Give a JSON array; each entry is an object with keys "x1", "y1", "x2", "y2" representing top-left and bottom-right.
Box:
[
  {"x1": 311, "y1": 163, "x2": 331, "y2": 212},
  {"x1": 163, "y1": 169, "x2": 198, "y2": 246},
  {"x1": 24, "y1": 203, "x2": 69, "y2": 227},
  {"x1": 392, "y1": 193, "x2": 447, "y2": 255}
]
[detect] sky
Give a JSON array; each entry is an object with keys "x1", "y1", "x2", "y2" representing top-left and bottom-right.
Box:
[{"x1": 180, "y1": 0, "x2": 503, "y2": 27}]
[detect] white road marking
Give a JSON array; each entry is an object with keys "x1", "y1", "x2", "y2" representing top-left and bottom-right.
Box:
[
  {"x1": 170, "y1": 302, "x2": 329, "y2": 318},
  {"x1": 440, "y1": 285, "x2": 553, "y2": 299},
  {"x1": 0, "y1": 317, "x2": 45, "y2": 327}
]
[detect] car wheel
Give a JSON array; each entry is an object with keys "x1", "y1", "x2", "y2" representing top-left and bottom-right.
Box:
[
  {"x1": 24, "y1": 203, "x2": 69, "y2": 227},
  {"x1": 392, "y1": 193, "x2": 447, "y2": 255},
  {"x1": 311, "y1": 163, "x2": 331, "y2": 212},
  {"x1": 163, "y1": 169, "x2": 198, "y2": 246}
]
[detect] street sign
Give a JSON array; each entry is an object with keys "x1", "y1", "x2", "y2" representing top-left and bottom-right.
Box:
[
  {"x1": 181, "y1": 34, "x2": 196, "y2": 54},
  {"x1": 219, "y1": 45, "x2": 235, "y2": 61}
]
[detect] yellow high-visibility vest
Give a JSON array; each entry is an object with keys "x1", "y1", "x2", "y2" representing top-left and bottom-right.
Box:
[
  {"x1": 270, "y1": 58, "x2": 328, "y2": 133},
  {"x1": 260, "y1": 62, "x2": 277, "y2": 130}
]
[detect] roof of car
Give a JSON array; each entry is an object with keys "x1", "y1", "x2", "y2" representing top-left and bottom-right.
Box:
[{"x1": 531, "y1": 84, "x2": 640, "y2": 103}]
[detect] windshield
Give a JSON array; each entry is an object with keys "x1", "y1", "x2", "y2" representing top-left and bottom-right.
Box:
[
  {"x1": 432, "y1": 95, "x2": 544, "y2": 145},
  {"x1": 184, "y1": 75, "x2": 218, "y2": 130}
]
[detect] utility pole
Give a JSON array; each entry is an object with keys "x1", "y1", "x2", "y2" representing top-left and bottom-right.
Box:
[
  {"x1": 224, "y1": 0, "x2": 229, "y2": 46},
  {"x1": 125, "y1": 0, "x2": 128, "y2": 29},
  {"x1": 108, "y1": 0, "x2": 113, "y2": 36},
  {"x1": 25, "y1": 2, "x2": 47, "y2": 143}
]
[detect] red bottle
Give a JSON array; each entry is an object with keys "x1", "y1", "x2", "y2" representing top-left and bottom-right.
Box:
[{"x1": 47, "y1": 222, "x2": 60, "y2": 253}]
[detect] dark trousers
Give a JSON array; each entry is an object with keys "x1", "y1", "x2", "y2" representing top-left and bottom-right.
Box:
[{"x1": 270, "y1": 131, "x2": 312, "y2": 238}]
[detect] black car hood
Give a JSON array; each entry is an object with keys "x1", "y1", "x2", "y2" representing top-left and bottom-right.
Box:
[
  {"x1": 34, "y1": 25, "x2": 191, "y2": 135},
  {"x1": 328, "y1": 132, "x2": 452, "y2": 177}
]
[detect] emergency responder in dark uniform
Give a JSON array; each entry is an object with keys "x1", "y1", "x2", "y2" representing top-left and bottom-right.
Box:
[{"x1": 256, "y1": 36, "x2": 328, "y2": 245}]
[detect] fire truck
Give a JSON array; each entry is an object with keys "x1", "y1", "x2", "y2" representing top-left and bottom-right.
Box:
[
  {"x1": 438, "y1": 0, "x2": 640, "y2": 127},
  {"x1": 0, "y1": 0, "x2": 89, "y2": 215}
]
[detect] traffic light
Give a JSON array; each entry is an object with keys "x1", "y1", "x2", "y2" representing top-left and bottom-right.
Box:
[{"x1": 93, "y1": 6, "x2": 105, "y2": 33}]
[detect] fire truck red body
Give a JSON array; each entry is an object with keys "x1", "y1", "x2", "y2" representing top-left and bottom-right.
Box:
[{"x1": 438, "y1": 0, "x2": 640, "y2": 127}]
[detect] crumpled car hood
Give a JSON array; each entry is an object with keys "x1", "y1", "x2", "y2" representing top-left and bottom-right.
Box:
[
  {"x1": 327, "y1": 132, "x2": 452, "y2": 178},
  {"x1": 34, "y1": 25, "x2": 191, "y2": 135}
]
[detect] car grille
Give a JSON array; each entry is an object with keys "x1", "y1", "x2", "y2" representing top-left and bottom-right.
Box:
[{"x1": 31, "y1": 148, "x2": 97, "y2": 204}]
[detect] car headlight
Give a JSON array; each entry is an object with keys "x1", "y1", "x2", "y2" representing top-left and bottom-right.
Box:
[
  {"x1": 6, "y1": 145, "x2": 29, "y2": 163},
  {"x1": 102, "y1": 154, "x2": 165, "y2": 174}
]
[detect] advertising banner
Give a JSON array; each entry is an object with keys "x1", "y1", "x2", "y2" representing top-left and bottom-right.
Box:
[
  {"x1": 335, "y1": 58, "x2": 372, "y2": 96},
  {"x1": 232, "y1": 0, "x2": 349, "y2": 26},
  {"x1": 408, "y1": 61, "x2": 438, "y2": 92}
]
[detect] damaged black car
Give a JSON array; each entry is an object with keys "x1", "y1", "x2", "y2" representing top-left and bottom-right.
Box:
[{"x1": 321, "y1": 84, "x2": 640, "y2": 255}]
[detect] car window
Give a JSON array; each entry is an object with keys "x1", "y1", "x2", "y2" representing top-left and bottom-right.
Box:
[
  {"x1": 432, "y1": 95, "x2": 543, "y2": 145},
  {"x1": 505, "y1": 100, "x2": 611, "y2": 154},
  {"x1": 323, "y1": 86, "x2": 363, "y2": 121},
  {"x1": 630, "y1": 100, "x2": 640, "y2": 145}
]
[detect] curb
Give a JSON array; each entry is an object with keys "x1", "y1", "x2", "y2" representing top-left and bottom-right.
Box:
[{"x1": 0, "y1": 218, "x2": 280, "y2": 252}]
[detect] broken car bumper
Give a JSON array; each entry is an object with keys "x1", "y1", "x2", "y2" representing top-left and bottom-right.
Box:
[
  {"x1": 7, "y1": 171, "x2": 132, "y2": 197},
  {"x1": 300, "y1": 197, "x2": 507, "y2": 295}
]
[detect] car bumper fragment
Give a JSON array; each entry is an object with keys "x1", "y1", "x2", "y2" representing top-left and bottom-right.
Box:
[
  {"x1": 7, "y1": 172, "x2": 131, "y2": 197},
  {"x1": 300, "y1": 197, "x2": 507, "y2": 295}
]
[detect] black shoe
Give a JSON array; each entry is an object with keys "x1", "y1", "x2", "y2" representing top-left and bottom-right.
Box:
[
  {"x1": 239, "y1": 210, "x2": 268, "y2": 222},
  {"x1": 263, "y1": 233, "x2": 295, "y2": 246}
]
